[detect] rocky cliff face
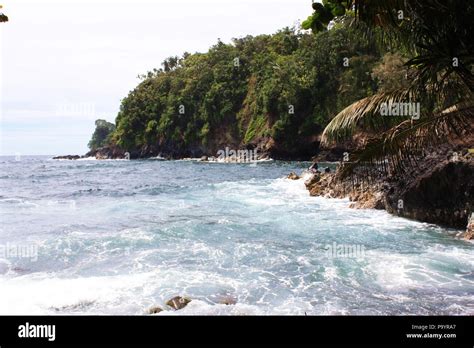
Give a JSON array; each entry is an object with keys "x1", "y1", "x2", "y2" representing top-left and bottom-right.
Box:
[
  {"x1": 85, "y1": 145, "x2": 126, "y2": 159},
  {"x1": 466, "y1": 214, "x2": 474, "y2": 240},
  {"x1": 303, "y1": 145, "x2": 474, "y2": 236},
  {"x1": 384, "y1": 158, "x2": 473, "y2": 230}
]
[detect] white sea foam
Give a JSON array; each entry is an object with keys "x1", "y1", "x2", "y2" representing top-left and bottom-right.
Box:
[{"x1": 1, "y1": 158, "x2": 472, "y2": 315}]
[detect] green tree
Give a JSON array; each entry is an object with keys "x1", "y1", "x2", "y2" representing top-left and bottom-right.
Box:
[
  {"x1": 318, "y1": 0, "x2": 474, "y2": 177},
  {"x1": 0, "y1": 4, "x2": 8, "y2": 22},
  {"x1": 88, "y1": 119, "x2": 116, "y2": 150},
  {"x1": 103, "y1": 22, "x2": 388, "y2": 158}
]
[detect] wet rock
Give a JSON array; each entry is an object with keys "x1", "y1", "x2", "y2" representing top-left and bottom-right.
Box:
[
  {"x1": 85, "y1": 145, "x2": 126, "y2": 160},
  {"x1": 349, "y1": 191, "x2": 385, "y2": 210},
  {"x1": 303, "y1": 137, "x2": 474, "y2": 231},
  {"x1": 287, "y1": 172, "x2": 300, "y2": 180},
  {"x1": 148, "y1": 306, "x2": 164, "y2": 314},
  {"x1": 304, "y1": 173, "x2": 318, "y2": 187},
  {"x1": 166, "y1": 296, "x2": 191, "y2": 310},
  {"x1": 304, "y1": 172, "x2": 345, "y2": 198},
  {"x1": 218, "y1": 296, "x2": 237, "y2": 305},
  {"x1": 463, "y1": 213, "x2": 474, "y2": 240},
  {"x1": 200, "y1": 156, "x2": 208, "y2": 162},
  {"x1": 52, "y1": 155, "x2": 80, "y2": 160},
  {"x1": 384, "y1": 158, "x2": 473, "y2": 228}
]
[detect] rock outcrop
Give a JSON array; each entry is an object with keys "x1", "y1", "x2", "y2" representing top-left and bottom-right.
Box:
[
  {"x1": 304, "y1": 172, "x2": 384, "y2": 209},
  {"x1": 148, "y1": 306, "x2": 163, "y2": 314},
  {"x1": 464, "y1": 214, "x2": 474, "y2": 240},
  {"x1": 301, "y1": 144, "x2": 473, "y2": 232},
  {"x1": 166, "y1": 296, "x2": 191, "y2": 310},
  {"x1": 287, "y1": 172, "x2": 300, "y2": 180},
  {"x1": 85, "y1": 145, "x2": 126, "y2": 159},
  {"x1": 52, "y1": 155, "x2": 81, "y2": 160}
]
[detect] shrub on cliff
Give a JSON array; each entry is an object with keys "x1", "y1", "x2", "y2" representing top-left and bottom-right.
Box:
[{"x1": 88, "y1": 119, "x2": 116, "y2": 151}]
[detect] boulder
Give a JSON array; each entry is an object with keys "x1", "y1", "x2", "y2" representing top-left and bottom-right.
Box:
[
  {"x1": 166, "y1": 296, "x2": 191, "y2": 310},
  {"x1": 287, "y1": 172, "x2": 300, "y2": 180},
  {"x1": 148, "y1": 306, "x2": 163, "y2": 314},
  {"x1": 463, "y1": 213, "x2": 474, "y2": 240},
  {"x1": 349, "y1": 191, "x2": 385, "y2": 210}
]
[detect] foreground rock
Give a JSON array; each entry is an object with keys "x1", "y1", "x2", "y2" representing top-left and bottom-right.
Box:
[
  {"x1": 148, "y1": 306, "x2": 163, "y2": 314},
  {"x1": 382, "y1": 144, "x2": 473, "y2": 230},
  {"x1": 166, "y1": 296, "x2": 191, "y2": 310},
  {"x1": 287, "y1": 172, "x2": 300, "y2": 180}
]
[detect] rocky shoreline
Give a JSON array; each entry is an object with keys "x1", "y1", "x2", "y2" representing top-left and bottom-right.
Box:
[
  {"x1": 53, "y1": 132, "x2": 368, "y2": 161},
  {"x1": 289, "y1": 144, "x2": 474, "y2": 239},
  {"x1": 53, "y1": 137, "x2": 473, "y2": 239}
]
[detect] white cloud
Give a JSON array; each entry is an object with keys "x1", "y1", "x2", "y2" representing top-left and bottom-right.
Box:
[{"x1": 0, "y1": 0, "x2": 311, "y2": 155}]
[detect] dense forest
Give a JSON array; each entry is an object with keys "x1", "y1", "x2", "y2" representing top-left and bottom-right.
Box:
[{"x1": 89, "y1": 13, "x2": 407, "y2": 159}]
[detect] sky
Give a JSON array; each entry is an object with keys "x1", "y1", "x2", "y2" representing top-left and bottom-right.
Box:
[{"x1": 0, "y1": 0, "x2": 312, "y2": 155}]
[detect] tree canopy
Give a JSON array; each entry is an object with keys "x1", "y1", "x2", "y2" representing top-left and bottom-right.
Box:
[
  {"x1": 107, "y1": 23, "x2": 391, "y2": 158},
  {"x1": 0, "y1": 4, "x2": 8, "y2": 22},
  {"x1": 88, "y1": 119, "x2": 116, "y2": 151}
]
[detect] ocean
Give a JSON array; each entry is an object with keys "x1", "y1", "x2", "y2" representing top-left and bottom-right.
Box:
[{"x1": 0, "y1": 156, "x2": 473, "y2": 315}]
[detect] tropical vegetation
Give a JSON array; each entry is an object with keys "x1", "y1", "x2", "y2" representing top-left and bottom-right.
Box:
[
  {"x1": 97, "y1": 14, "x2": 405, "y2": 158},
  {"x1": 313, "y1": 0, "x2": 474, "y2": 177}
]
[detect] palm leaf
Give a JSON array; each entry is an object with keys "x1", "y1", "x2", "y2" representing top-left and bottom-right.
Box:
[
  {"x1": 338, "y1": 102, "x2": 474, "y2": 178},
  {"x1": 321, "y1": 89, "x2": 416, "y2": 145}
]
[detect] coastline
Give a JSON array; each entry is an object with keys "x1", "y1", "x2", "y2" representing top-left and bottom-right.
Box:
[
  {"x1": 290, "y1": 145, "x2": 473, "y2": 239},
  {"x1": 51, "y1": 138, "x2": 473, "y2": 236}
]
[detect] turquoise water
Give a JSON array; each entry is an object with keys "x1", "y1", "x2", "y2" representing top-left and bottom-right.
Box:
[{"x1": 0, "y1": 156, "x2": 473, "y2": 314}]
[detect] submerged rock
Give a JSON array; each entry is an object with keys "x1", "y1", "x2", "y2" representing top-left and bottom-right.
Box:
[
  {"x1": 148, "y1": 306, "x2": 164, "y2": 314},
  {"x1": 287, "y1": 172, "x2": 300, "y2": 180},
  {"x1": 218, "y1": 296, "x2": 237, "y2": 305},
  {"x1": 166, "y1": 296, "x2": 191, "y2": 310}
]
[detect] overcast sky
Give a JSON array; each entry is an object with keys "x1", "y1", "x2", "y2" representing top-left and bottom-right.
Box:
[{"x1": 0, "y1": 0, "x2": 312, "y2": 155}]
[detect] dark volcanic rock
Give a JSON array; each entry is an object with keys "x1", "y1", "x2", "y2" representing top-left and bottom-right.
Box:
[
  {"x1": 85, "y1": 145, "x2": 126, "y2": 159},
  {"x1": 384, "y1": 150, "x2": 473, "y2": 229},
  {"x1": 53, "y1": 155, "x2": 81, "y2": 160},
  {"x1": 302, "y1": 141, "x2": 474, "y2": 231}
]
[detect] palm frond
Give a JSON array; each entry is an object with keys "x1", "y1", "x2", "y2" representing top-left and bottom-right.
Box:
[
  {"x1": 338, "y1": 102, "x2": 474, "y2": 178},
  {"x1": 321, "y1": 89, "x2": 415, "y2": 145}
]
